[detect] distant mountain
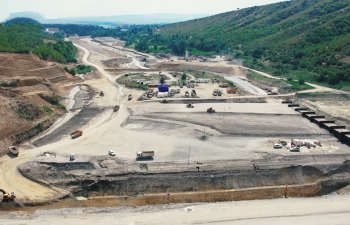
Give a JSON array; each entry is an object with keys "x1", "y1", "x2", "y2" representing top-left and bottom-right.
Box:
[{"x1": 4, "y1": 12, "x2": 211, "y2": 25}]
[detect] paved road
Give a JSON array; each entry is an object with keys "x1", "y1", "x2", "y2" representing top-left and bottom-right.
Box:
[{"x1": 2, "y1": 194, "x2": 350, "y2": 224}]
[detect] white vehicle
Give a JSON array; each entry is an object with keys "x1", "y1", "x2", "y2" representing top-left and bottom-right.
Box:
[
  {"x1": 109, "y1": 150, "x2": 116, "y2": 156},
  {"x1": 273, "y1": 143, "x2": 282, "y2": 149},
  {"x1": 290, "y1": 147, "x2": 300, "y2": 152},
  {"x1": 136, "y1": 151, "x2": 154, "y2": 159}
]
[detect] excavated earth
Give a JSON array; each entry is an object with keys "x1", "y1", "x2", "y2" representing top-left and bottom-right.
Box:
[{"x1": 17, "y1": 153, "x2": 350, "y2": 201}]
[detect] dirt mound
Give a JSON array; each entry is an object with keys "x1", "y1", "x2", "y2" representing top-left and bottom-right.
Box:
[{"x1": 102, "y1": 58, "x2": 132, "y2": 68}]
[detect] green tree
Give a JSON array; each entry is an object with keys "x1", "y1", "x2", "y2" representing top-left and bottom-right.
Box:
[
  {"x1": 160, "y1": 77, "x2": 165, "y2": 84},
  {"x1": 181, "y1": 73, "x2": 187, "y2": 80},
  {"x1": 298, "y1": 77, "x2": 305, "y2": 85}
]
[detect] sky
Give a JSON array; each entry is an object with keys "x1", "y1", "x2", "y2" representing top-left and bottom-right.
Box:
[{"x1": 1, "y1": 0, "x2": 289, "y2": 21}]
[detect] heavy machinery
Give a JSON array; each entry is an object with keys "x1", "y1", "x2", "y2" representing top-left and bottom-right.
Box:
[
  {"x1": 207, "y1": 107, "x2": 216, "y2": 113},
  {"x1": 100, "y1": 91, "x2": 104, "y2": 97},
  {"x1": 70, "y1": 130, "x2": 83, "y2": 139},
  {"x1": 186, "y1": 104, "x2": 194, "y2": 108},
  {"x1": 220, "y1": 83, "x2": 230, "y2": 88},
  {"x1": 0, "y1": 189, "x2": 16, "y2": 201},
  {"x1": 227, "y1": 88, "x2": 237, "y2": 94},
  {"x1": 191, "y1": 90, "x2": 197, "y2": 97},
  {"x1": 160, "y1": 99, "x2": 169, "y2": 103},
  {"x1": 128, "y1": 94, "x2": 133, "y2": 100},
  {"x1": 113, "y1": 105, "x2": 120, "y2": 112},
  {"x1": 136, "y1": 151, "x2": 154, "y2": 159},
  {"x1": 8, "y1": 146, "x2": 19, "y2": 156}
]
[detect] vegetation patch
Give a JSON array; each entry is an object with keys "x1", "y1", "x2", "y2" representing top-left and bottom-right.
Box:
[
  {"x1": 0, "y1": 21, "x2": 77, "y2": 63},
  {"x1": 17, "y1": 104, "x2": 42, "y2": 121},
  {"x1": 116, "y1": 74, "x2": 149, "y2": 90},
  {"x1": 65, "y1": 65, "x2": 92, "y2": 75}
]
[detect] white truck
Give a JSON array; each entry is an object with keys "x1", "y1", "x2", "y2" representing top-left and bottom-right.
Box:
[{"x1": 136, "y1": 151, "x2": 154, "y2": 159}]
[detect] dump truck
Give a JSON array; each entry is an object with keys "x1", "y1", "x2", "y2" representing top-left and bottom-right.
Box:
[
  {"x1": 8, "y1": 146, "x2": 19, "y2": 156},
  {"x1": 136, "y1": 151, "x2": 154, "y2": 159},
  {"x1": 0, "y1": 189, "x2": 16, "y2": 201},
  {"x1": 207, "y1": 107, "x2": 216, "y2": 113},
  {"x1": 186, "y1": 104, "x2": 194, "y2": 108},
  {"x1": 70, "y1": 130, "x2": 83, "y2": 139},
  {"x1": 227, "y1": 88, "x2": 237, "y2": 94},
  {"x1": 128, "y1": 94, "x2": 133, "y2": 100}
]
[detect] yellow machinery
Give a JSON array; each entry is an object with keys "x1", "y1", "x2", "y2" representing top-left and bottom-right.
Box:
[
  {"x1": 0, "y1": 189, "x2": 15, "y2": 201},
  {"x1": 160, "y1": 99, "x2": 169, "y2": 103},
  {"x1": 207, "y1": 107, "x2": 215, "y2": 113},
  {"x1": 186, "y1": 104, "x2": 194, "y2": 108}
]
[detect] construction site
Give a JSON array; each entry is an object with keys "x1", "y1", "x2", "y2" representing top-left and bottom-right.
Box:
[{"x1": 1, "y1": 36, "x2": 350, "y2": 215}]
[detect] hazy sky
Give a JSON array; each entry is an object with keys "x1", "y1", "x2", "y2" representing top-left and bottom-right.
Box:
[{"x1": 1, "y1": 0, "x2": 289, "y2": 21}]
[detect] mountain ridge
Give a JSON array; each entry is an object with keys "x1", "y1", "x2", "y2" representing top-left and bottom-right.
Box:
[{"x1": 4, "y1": 12, "x2": 211, "y2": 25}]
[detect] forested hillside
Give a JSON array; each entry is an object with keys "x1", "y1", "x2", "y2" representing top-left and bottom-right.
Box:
[
  {"x1": 157, "y1": 0, "x2": 350, "y2": 90},
  {"x1": 0, "y1": 19, "x2": 77, "y2": 63}
]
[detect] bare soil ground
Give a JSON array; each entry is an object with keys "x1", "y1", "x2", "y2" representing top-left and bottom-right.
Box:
[{"x1": 2, "y1": 37, "x2": 350, "y2": 211}]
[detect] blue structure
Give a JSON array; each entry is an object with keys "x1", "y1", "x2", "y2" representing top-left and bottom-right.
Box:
[{"x1": 158, "y1": 85, "x2": 170, "y2": 92}]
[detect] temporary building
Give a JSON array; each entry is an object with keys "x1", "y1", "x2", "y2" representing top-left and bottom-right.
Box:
[
  {"x1": 157, "y1": 92, "x2": 169, "y2": 98},
  {"x1": 158, "y1": 85, "x2": 170, "y2": 92}
]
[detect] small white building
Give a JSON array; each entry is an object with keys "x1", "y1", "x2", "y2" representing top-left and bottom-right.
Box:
[{"x1": 45, "y1": 28, "x2": 60, "y2": 34}]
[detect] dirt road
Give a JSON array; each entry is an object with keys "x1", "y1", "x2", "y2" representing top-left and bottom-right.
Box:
[{"x1": 2, "y1": 194, "x2": 350, "y2": 224}]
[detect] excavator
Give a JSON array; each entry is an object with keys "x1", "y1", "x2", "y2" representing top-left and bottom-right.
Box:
[
  {"x1": 0, "y1": 189, "x2": 16, "y2": 202},
  {"x1": 186, "y1": 103, "x2": 194, "y2": 108}
]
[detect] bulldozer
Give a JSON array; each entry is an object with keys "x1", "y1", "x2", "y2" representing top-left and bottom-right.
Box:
[
  {"x1": 207, "y1": 107, "x2": 216, "y2": 113},
  {"x1": 0, "y1": 189, "x2": 15, "y2": 202},
  {"x1": 186, "y1": 103, "x2": 194, "y2": 108},
  {"x1": 160, "y1": 99, "x2": 169, "y2": 103}
]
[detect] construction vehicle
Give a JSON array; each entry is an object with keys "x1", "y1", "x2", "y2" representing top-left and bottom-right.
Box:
[
  {"x1": 0, "y1": 189, "x2": 16, "y2": 201},
  {"x1": 128, "y1": 94, "x2": 133, "y2": 100},
  {"x1": 70, "y1": 130, "x2": 83, "y2": 139},
  {"x1": 220, "y1": 83, "x2": 230, "y2": 88},
  {"x1": 160, "y1": 99, "x2": 169, "y2": 103},
  {"x1": 8, "y1": 146, "x2": 19, "y2": 156},
  {"x1": 113, "y1": 105, "x2": 120, "y2": 112},
  {"x1": 186, "y1": 104, "x2": 194, "y2": 108},
  {"x1": 207, "y1": 107, "x2": 216, "y2": 113},
  {"x1": 136, "y1": 151, "x2": 154, "y2": 159},
  {"x1": 100, "y1": 91, "x2": 104, "y2": 97},
  {"x1": 227, "y1": 88, "x2": 237, "y2": 94}
]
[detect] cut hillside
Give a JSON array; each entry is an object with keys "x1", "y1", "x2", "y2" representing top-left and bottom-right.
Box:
[
  {"x1": 157, "y1": 0, "x2": 350, "y2": 90},
  {"x1": 0, "y1": 53, "x2": 77, "y2": 157}
]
